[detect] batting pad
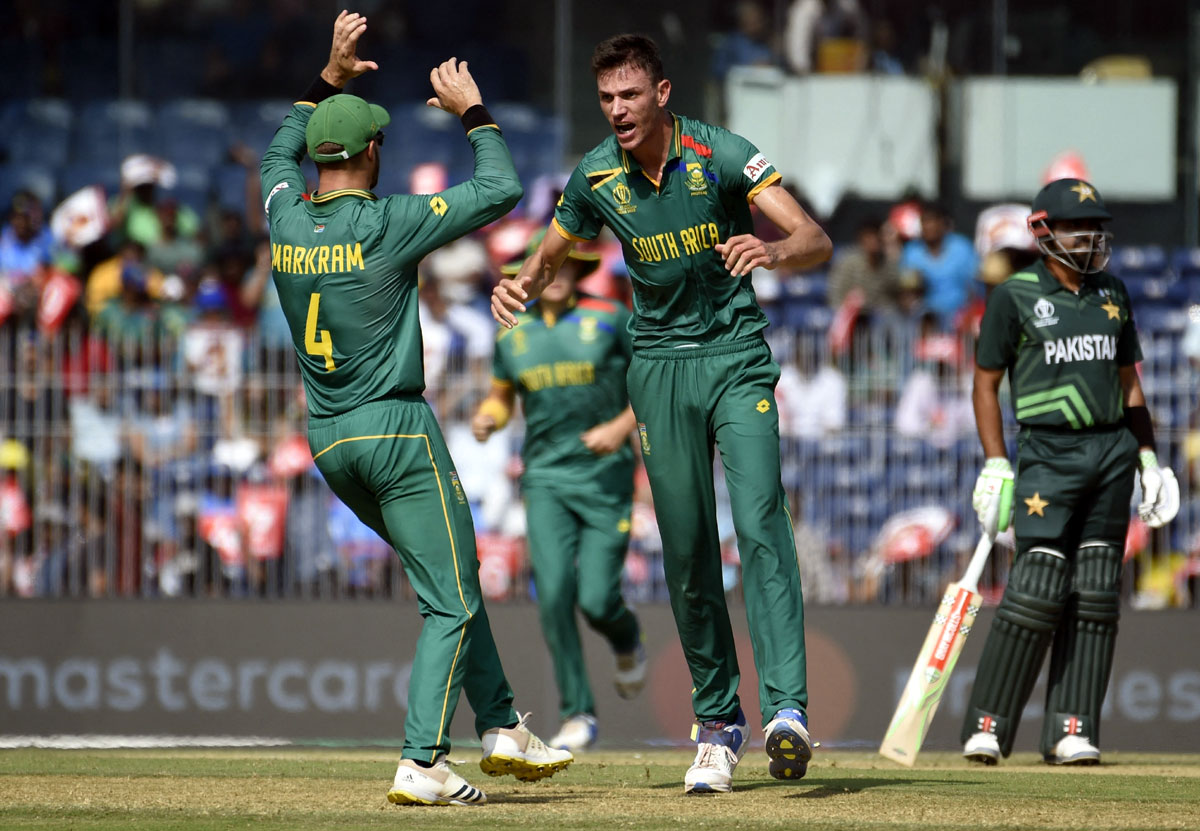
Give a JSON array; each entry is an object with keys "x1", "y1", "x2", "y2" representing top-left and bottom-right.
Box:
[
  {"x1": 962, "y1": 546, "x2": 1070, "y2": 755},
  {"x1": 1041, "y1": 541, "x2": 1122, "y2": 755}
]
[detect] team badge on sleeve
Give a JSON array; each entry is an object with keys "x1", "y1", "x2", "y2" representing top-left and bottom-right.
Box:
[{"x1": 743, "y1": 153, "x2": 772, "y2": 183}]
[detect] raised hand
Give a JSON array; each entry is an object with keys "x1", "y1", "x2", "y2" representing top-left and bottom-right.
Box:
[
  {"x1": 491, "y1": 274, "x2": 531, "y2": 329},
  {"x1": 321, "y1": 10, "x2": 379, "y2": 88},
  {"x1": 427, "y1": 58, "x2": 484, "y2": 117}
]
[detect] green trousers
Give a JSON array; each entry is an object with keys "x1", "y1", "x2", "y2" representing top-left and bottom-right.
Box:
[
  {"x1": 626, "y1": 337, "x2": 808, "y2": 728},
  {"x1": 308, "y1": 395, "x2": 518, "y2": 763},
  {"x1": 524, "y1": 482, "x2": 641, "y2": 720}
]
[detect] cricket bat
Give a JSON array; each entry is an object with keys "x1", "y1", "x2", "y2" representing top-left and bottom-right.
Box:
[{"x1": 878, "y1": 528, "x2": 995, "y2": 765}]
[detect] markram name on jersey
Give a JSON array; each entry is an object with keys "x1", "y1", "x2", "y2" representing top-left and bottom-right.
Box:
[
  {"x1": 271, "y1": 242, "x2": 365, "y2": 275},
  {"x1": 1043, "y1": 334, "x2": 1118, "y2": 365}
]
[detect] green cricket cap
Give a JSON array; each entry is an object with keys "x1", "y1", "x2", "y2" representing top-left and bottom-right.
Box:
[
  {"x1": 500, "y1": 228, "x2": 602, "y2": 276},
  {"x1": 1030, "y1": 178, "x2": 1112, "y2": 223},
  {"x1": 305, "y1": 94, "x2": 391, "y2": 163}
]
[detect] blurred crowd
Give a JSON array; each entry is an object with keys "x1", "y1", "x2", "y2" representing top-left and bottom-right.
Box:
[
  {"x1": 0, "y1": 1, "x2": 1195, "y2": 608},
  {"x1": 0, "y1": 133, "x2": 1196, "y2": 609}
]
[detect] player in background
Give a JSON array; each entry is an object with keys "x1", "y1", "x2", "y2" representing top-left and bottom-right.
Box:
[
  {"x1": 964, "y1": 178, "x2": 1179, "y2": 766},
  {"x1": 259, "y1": 11, "x2": 571, "y2": 806},
  {"x1": 491, "y1": 34, "x2": 832, "y2": 793},
  {"x1": 473, "y1": 230, "x2": 645, "y2": 752}
]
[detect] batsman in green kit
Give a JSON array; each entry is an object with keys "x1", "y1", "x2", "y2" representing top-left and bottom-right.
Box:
[
  {"x1": 492, "y1": 35, "x2": 832, "y2": 793},
  {"x1": 260, "y1": 11, "x2": 570, "y2": 808},
  {"x1": 963, "y1": 178, "x2": 1180, "y2": 766}
]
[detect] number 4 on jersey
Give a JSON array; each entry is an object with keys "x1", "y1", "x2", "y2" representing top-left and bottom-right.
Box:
[{"x1": 305, "y1": 292, "x2": 336, "y2": 370}]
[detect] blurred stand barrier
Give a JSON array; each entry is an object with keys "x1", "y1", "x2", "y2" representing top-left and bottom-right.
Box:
[
  {"x1": 727, "y1": 71, "x2": 1177, "y2": 216},
  {"x1": 0, "y1": 305, "x2": 1195, "y2": 609},
  {"x1": 0, "y1": 601, "x2": 1196, "y2": 751}
]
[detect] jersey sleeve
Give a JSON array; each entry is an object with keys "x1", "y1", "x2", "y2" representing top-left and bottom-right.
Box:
[
  {"x1": 712, "y1": 129, "x2": 782, "y2": 204},
  {"x1": 1114, "y1": 280, "x2": 1144, "y2": 366},
  {"x1": 552, "y1": 165, "x2": 604, "y2": 242},
  {"x1": 975, "y1": 284, "x2": 1021, "y2": 370},
  {"x1": 380, "y1": 126, "x2": 523, "y2": 261},
  {"x1": 259, "y1": 102, "x2": 314, "y2": 222}
]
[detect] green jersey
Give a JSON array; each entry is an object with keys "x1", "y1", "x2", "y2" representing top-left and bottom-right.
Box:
[
  {"x1": 260, "y1": 102, "x2": 521, "y2": 417},
  {"x1": 553, "y1": 114, "x2": 782, "y2": 349},
  {"x1": 493, "y1": 294, "x2": 634, "y2": 490},
  {"x1": 976, "y1": 260, "x2": 1142, "y2": 429}
]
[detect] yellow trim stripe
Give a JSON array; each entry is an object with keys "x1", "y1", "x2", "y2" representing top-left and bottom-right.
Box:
[
  {"x1": 311, "y1": 432, "x2": 471, "y2": 615},
  {"x1": 587, "y1": 169, "x2": 622, "y2": 190},
  {"x1": 310, "y1": 188, "x2": 377, "y2": 203},
  {"x1": 552, "y1": 217, "x2": 591, "y2": 243},
  {"x1": 642, "y1": 170, "x2": 660, "y2": 189},
  {"x1": 490, "y1": 377, "x2": 514, "y2": 388},
  {"x1": 672, "y1": 115, "x2": 681, "y2": 157},
  {"x1": 295, "y1": 100, "x2": 317, "y2": 108},
  {"x1": 747, "y1": 171, "x2": 782, "y2": 204},
  {"x1": 434, "y1": 623, "x2": 468, "y2": 753},
  {"x1": 467, "y1": 123, "x2": 500, "y2": 136}
]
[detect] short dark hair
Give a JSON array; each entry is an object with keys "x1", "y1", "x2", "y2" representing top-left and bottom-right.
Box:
[{"x1": 591, "y1": 34, "x2": 664, "y2": 84}]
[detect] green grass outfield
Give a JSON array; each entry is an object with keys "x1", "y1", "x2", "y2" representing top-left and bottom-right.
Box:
[{"x1": 1, "y1": 748, "x2": 1197, "y2": 831}]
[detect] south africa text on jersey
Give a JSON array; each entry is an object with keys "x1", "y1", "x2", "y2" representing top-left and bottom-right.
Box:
[
  {"x1": 520, "y1": 361, "x2": 595, "y2": 392},
  {"x1": 629, "y1": 222, "x2": 721, "y2": 263},
  {"x1": 272, "y1": 242, "x2": 365, "y2": 275}
]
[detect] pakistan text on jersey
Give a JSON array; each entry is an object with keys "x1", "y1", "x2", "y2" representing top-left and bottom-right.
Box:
[
  {"x1": 272, "y1": 242, "x2": 365, "y2": 275},
  {"x1": 1043, "y1": 334, "x2": 1118, "y2": 365},
  {"x1": 519, "y1": 361, "x2": 595, "y2": 392},
  {"x1": 629, "y1": 222, "x2": 722, "y2": 264}
]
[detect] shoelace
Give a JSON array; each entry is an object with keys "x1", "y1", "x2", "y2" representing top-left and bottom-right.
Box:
[{"x1": 694, "y1": 743, "x2": 734, "y2": 772}]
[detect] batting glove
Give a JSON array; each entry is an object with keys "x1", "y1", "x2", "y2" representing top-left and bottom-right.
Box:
[
  {"x1": 1137, "y1": 450, "x2": 1179, "y2": 529},
  {"x1": 972, "y1": 457, "x2": 1014, "y2": 536}
]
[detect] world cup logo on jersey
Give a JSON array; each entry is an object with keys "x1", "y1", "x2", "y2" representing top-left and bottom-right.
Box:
[
  {"x1": 613, "y1": 182, "x2": 636, "y2": 215},
  {"x1": 1033, "y1": 297, "x2": 1059, "y2": 328}
]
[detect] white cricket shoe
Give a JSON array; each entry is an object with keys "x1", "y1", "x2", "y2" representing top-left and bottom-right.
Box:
[
  {"x1": 614, "y1": 643, "x2": 647, "y2": 699},
  {"x1": 387, "y1": 756, "x2": 487, "y2": 806},
  {"x1": 480, "y1": 712, "x2": 574, "y2": 781},
  {"x1": 683, "y1": 708, "x2": 749, "y2": 795},
  {"x1": 963, "y1": 731, "x2": 1000, "y2": 765},
  {"x1": 548, "y1": 714, "x2": 598, "y2": 751},
  {"x1": 764, "y1": 708, "x2": 813, "y2": 780},
  {"x1": 1046, "y1": 735, "x2": 1101, "y2": 766}
]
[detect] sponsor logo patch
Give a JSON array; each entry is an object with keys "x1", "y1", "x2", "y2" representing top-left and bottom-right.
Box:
[
  {"x1": 313, "y1": 224, "x2": 325, "y2": 233},
  {"x1": 637, "y1": 422, "x2": 651, "y2": 455},
  {"x1": 743, "y1": 152, "x2": 771, "y2": 183},
  {"x1": 264, "y1": 181, "x2": 290, "y2": 214},
  {"x1": 429, "y1": 196, "x2": 449, "y2": 216}
]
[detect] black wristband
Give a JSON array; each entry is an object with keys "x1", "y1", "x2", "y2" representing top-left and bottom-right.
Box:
[
  {"x1": 461, "y1": 104, "x2": 498, "y2": 134},
  {"x1": 1124, "y1": 405, "x2": 1155, "y2": 450},
  {"x1": 301, "y1": 75, "x2": 342, "y2": 105}
]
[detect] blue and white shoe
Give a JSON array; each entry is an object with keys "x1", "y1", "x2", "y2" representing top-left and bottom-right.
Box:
[
  {"x1": 683, "y1": 708, "x2": 749, "y2": 795},
  {"x1": 764, "y1": 708, "x2": 812, "y2": 780}
]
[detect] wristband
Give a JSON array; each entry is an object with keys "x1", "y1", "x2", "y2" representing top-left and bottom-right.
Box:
[
  {"x1": 478, "y1": 398, "x2": 512, "y2": 430},
  {"x1": 461, "y1": 105, "x2": 498, "y2": 134},
  {"x1": 300, "y1": 75, "x2": 343, "y2": 106},
  {"x1": 1138, "y1": 449, "x2": 1159, "y2": 470},
  {"x1": 1124, "y1": 405, "x2": 1155, "y2": 451}
]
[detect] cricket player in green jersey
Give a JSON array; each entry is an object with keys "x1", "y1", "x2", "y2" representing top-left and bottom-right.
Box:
[
  {"x1": 963, "y1": 178, "x2": 1180, "y2": 766},
  {"x1": 473, "y1": 231, "x2": 645, "y2": 752},
  {"x1": 492, "y1": 34, "x2": 832, "y2": 793},
  {"x1": 260, "y1": 11, "x2": 570, "y2": 806}
]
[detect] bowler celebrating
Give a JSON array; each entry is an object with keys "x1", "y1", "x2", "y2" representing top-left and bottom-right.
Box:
[{"x1": 492, "y1": 34, "x2": 832, "y2": 793}]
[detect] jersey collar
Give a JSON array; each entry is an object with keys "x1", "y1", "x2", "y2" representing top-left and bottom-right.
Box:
[
  {"x1": 309, "y1": 188, "x2": 377, "y2": 206},
  {"x1": 1033, "y1": 258, "x2": 1106, "y2": 297},
  {"x1": 619, "y1": 113, "x2": 682, "y2": 180},
  {"x1": 537, "y1": 294, "x2": 577, "y2": 328}
]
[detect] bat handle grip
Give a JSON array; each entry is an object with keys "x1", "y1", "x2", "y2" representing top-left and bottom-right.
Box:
[{"x1": 960, "y1": 530, "x2": 995, "y2": 594}]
